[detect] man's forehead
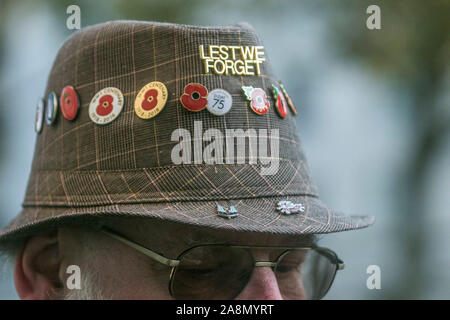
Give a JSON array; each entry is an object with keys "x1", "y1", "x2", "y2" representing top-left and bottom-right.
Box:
[{"x1": 101, "y1": 217, "x2": 314, "y2": 253}]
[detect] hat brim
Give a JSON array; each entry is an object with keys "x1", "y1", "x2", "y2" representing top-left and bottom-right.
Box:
[{"x1": 0, "y1": 195, "x2": 374, "y2": 241}]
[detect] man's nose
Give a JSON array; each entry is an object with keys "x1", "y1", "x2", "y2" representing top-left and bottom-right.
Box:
[{"x1": 235, "y1": 267, "x2": 283, "y2": 300}]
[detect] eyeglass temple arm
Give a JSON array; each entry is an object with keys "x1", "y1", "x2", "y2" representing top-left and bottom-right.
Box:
[
  {"x1": 101, "y1": 228, "x2": 180, "y2": 268},
  {"x1": 101, "y1": 228, "x2": 344, "y2": 271},
  {"x1": 337, "y1": 258, "x2": 345, "y2": 270}
]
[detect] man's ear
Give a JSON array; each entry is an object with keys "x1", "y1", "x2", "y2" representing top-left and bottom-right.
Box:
[{"x1": 14, "y1": 230, "x2": 63, "y2": 300}]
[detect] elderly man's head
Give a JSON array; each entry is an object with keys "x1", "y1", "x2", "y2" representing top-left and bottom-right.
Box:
[
  {"x1": 0, "y1": 20, "x2": 373, "y2": 300},
  {"x1": 10, "y1": 218, "x2": 318, "y2": 300}
]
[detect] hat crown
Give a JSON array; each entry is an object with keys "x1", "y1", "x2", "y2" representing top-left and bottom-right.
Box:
[
  {"x1": 0, "y1": 21, "x2": 374, "y2": 241},
  {"x1": 26, "y1": 21, "x2": 317, "y2": 207}
]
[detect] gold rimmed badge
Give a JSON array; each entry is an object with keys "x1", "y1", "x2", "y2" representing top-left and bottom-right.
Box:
[{"x1": 134, "y1": 81, "x2": 168, "y2": 119}]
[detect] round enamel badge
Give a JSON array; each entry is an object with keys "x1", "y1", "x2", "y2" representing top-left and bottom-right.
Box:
[
  {"x1": 89, "y1": 87, "x2": 124, "y2": 125},
  {"x1": 60, "y1": 86, "x2": 80, "y2": 121},
  {"x1": 242, "y1": 86, "x2": 270, "y2": 115},
  {"x1": 271, "y1": 85, "x2": 288, "y2": 118},
  {"x1": 35, "y1": 98, "x2": 45, "y2": 133},
  {"x1": 46, "y1": 91, "x2": 58, "y2": 125},
  {"x1": 134, "y1": 81, "x2": 168, "y2": 119},
  {"x1": 207, "y1": 89, "x2": 232, "y2": 116}
]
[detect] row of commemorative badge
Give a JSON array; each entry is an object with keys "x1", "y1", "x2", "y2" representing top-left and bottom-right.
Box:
[{"x1": 35, "y1": 81, "x2": 297, "y2": 133}]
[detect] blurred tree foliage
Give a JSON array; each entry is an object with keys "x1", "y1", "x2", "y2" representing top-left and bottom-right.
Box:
[
  {"x1": 327, "y1": 0, "x2": 450, "y2": 298},
  {"x1": 0, "y1": 0, "x2": 12, "y2": 169}
]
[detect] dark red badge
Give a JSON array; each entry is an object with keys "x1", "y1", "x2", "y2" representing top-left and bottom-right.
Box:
[
  {"x1": 60, "y1": 86, "x2": 80, "y2": 121},
  {"x1": 180, "y1": 83, "x2": 208, "y2": 112}
]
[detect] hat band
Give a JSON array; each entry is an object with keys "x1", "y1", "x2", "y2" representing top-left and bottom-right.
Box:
[{"x1": 23, "y1": 161, "x2": 318, "y2": 207}]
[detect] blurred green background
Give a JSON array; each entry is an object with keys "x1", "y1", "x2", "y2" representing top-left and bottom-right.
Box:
[{"x1": 0, "y1": 0, "x2": 449, "y2": 299}]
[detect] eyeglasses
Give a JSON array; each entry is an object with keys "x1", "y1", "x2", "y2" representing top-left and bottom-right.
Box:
[{"x1": 100, "y1": 227, "x2": 344, "y2": 300}]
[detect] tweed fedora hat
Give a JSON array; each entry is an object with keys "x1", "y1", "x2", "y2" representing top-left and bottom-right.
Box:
[{"x1": 0, "y1": 20, "x2": 374, "y2": 241}]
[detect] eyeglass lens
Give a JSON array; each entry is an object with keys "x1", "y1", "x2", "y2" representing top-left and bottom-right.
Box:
[{"x1": 171, "y1": 245, "x2": 338, "y2": 300}]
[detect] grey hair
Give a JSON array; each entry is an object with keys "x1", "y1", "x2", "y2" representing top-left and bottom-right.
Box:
[
  {"x1": 62, "y1": 266, "x2": 110, "y2": 300},
  {"x1": 60, "y1": 225, "x2": 115, "y2": 300},
  {"x1": 0, "y1": 227, "x2": 111, "y2": 300}
]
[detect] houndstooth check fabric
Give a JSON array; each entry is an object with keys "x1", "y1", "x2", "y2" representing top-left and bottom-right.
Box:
[{"x1": 0, "y1": 21, "x2": 374, "y2": 241}]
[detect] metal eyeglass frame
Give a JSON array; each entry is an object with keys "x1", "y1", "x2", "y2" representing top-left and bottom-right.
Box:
[{"x1": 100, "y1": 227, "x2": 345, "y2": 299}]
